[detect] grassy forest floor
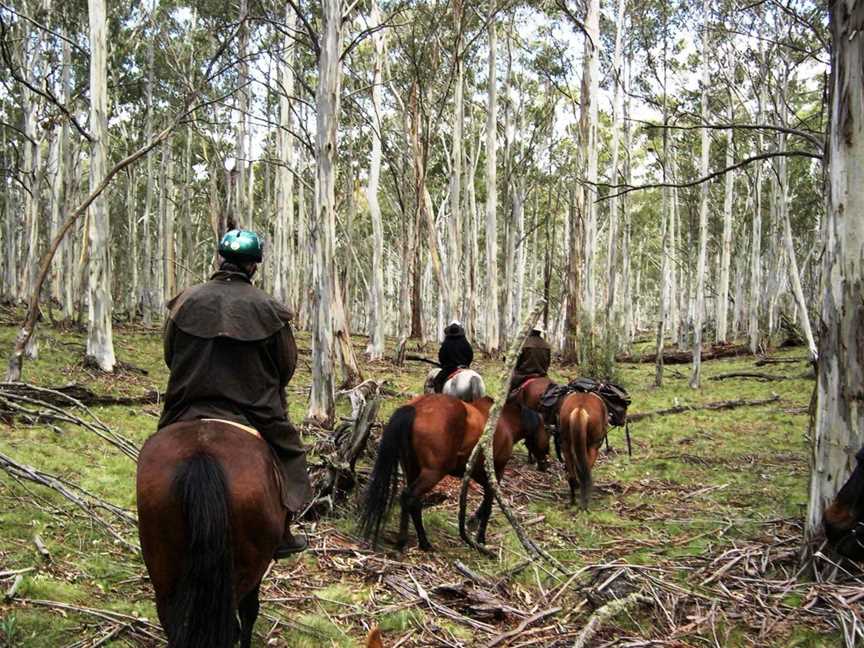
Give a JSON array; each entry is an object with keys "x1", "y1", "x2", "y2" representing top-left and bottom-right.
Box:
[{"x1": 0, "y1": 308, "x2": 859, "y2": 647}]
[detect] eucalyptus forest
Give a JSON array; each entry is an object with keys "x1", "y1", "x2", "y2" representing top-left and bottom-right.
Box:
[{"x1": 0, "y1": 0, "x2": 862, "y2": 646}]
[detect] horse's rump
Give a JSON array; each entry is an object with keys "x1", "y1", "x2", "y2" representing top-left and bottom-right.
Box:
[{"x1": 136, "y1": 420, "x2": 284, "y2": 635}]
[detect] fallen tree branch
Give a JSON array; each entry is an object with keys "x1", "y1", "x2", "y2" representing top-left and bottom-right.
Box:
[
  {"x1": 405, "y1": 354, "x2": 440, "y2": 367},
  {"x1": 709, "y1": 372, "x2": 790, "y2": 382},
  {"x1": 485, "y1": 606, "x2": 561, "y2": 648},
  {"x1": 0, "y1": 451, "x2": 138, "y2": 551},
  {"x1": 627, "y1": 395, "x2": 781, "y2": 423},
  {"x1": 754, "y1": 357, "x2": 808, "y2": 366},
  {"x1": 572, "y1": 592, "x2": 650, "y2": 648},
  {"x1": 1, "y1": 382, "x2": 160, "y2": 407},
  {"x1": 0, "y1": 383, "x2": 140, "y2": 460},
  {"x1": 458, "y1": 299, "x2": 567, "y2": 573}
]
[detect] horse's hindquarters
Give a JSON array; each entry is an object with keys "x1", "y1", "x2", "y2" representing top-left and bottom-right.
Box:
[{"x1": 136, "y1": 421, "x2": 285, "y2": 635}]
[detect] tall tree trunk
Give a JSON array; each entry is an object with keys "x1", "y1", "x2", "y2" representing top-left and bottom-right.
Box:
[
  {"x1": 621, "y1": 55, "x2": 633, "y2": 345},
  {"x1": 275, "y1": 3, "x2": 296, "y2": 309},
  {"x1": 235, "y1": 0, "x2": 248, "y2": 226},
  {"x1": 141, "y1": 29, "x2": 156, "y2": 325},
  {"x1": 484, "y1": 10, "x2": 500, "y2": 354},
  {"x1": 717, "y1": 92, "x2": 735, "y2": 343},
  {"x1": 776, "y1": 66, "x2": 817, "y2": 362},
  {"x1": 605, "y1": 0, "x2": 625, "y2": 363},
  {"x1": 85, "y1": 0, "x2": 116, "y2": 371},
  {"x1": 580, "y1": 0, "x2": 600, "y2": 347},
  {"x1": 162, "y1": 140, "x2": 176, "y2": 302},
  {"x1": 690, "y1": 0, "x2": 710, "y2": 389},
  {"x1": 308, "y1": 0, "x2": 343, "y2": 426},
  {"x1": 365, "y1": 0, "x2": 386, "y2": 360},
  {"x1": 805, "y1": 0, "x2": 864, "y2": 543},
  {"x1": 448, "y1": 0, "x2": 464, "y2": 323},
  {"x1": 749, "y1": 83, "x2": 766, "y2": 353}
]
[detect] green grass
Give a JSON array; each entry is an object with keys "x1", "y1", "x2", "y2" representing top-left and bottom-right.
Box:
[{"x1": 0, "y1": 315, "x2": 839, "y2": 647}]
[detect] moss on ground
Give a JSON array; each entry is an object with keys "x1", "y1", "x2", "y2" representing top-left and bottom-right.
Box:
[{"x1": 0, "y1": 316, "x2": 837, "y2": 647}]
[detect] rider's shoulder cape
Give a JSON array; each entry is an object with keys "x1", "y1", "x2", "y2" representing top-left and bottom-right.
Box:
[{"x1": 166, "y1": 271, "x2": 293, "y2": 342}]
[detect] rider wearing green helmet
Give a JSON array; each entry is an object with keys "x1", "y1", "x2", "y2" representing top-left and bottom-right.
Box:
[
  {"x1": 158, "y1": 229, "x2": 311, "y2": 558},
  {"x1": 218, "y1": 228, "x2": 264, "y2": 264}
]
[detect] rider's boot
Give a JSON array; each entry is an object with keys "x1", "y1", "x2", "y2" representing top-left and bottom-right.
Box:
[{"x1": 274, "y1": 521, "x2": 307, "y2": 559}]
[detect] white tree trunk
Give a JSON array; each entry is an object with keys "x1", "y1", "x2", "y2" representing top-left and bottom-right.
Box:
[
  {"x1": 448, "y1": 0, "x2": 464, "y2": 322},
  {"x1": 749, "y1": 85, "x2": 766, "y2": 353},
  {"x1": 806, "y1": 0, "x2": 864, "y2": 540},
  {"x1": 308, "y1": 0, "x2": 342, "y2": 425},
  {"x1": 717, "y1": 94, "x2": 735, "y2": 343},
  {"x1": 141, "y1": 31, "x2": 156, "y2": 325},
  {"x1": 690, "y1": 1, "x2": 710, "y2": 389},
  {"x1": 275, "y1": 3, "x2": 297, "y2": 308},
  {"x1": 85, "y1": 0, "x2": 116, "y2": 371},
  {"x1": 365, "y1": 0, "x2": 386, "y2": 360},
  {"x1": 581, "y1": 0, "x2": 600, "y2": 339},
  {"x1": 605, "y1": 0, "x2": 625, "y2": 356},
  {"x1": 162, "y1": 140, "x2": 176, "y2": 301},
  {"x1": 484, "y1": 12, "x2": 500, "y2": 353}
]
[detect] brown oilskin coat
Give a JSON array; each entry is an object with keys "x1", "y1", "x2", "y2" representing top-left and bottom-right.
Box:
[
  {"x1": 510, "y1": 332, "x2": 552, "y2": 391},
  {"x1": 158, "y1": 268, "x2": 312, "y2": 512}
]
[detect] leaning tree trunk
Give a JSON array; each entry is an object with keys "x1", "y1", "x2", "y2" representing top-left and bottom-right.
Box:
[
  {"x1": 484, "y1": 10, "x2": 500, "y2": 354},
  {"x1": 690, "y1": 3, "x2": 710, "y2": 389},
  {"x1": 365, "y1": 0, "x2": 386, "y2": 361},
  {"x1": 805, "y1": 0, "x2": 864, "y2": 544},
  {"x1": 85, "y1": 0, "x2": 116, "y2": 372},
  {"x1": 308, "y1": 0, "x2": 343, "y2": 427}
]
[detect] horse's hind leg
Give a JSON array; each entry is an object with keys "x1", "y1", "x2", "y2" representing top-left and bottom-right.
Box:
[
  {"x1": 474, "y1": 479, "x2": 495, "y2": 546},
  {"x1": 401, "y1": 469, "x2": 441, "y2": 551},
  {"x1": 238, "y1": 584, "x2": 261, "y2": 648}
]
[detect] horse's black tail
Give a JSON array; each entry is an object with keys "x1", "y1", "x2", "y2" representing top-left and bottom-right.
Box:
[
  {"x1": 358, "y1": 405, "x2": 415, "y2": 546},
  {"x1": 167, "y1": 454, "x2": 235, "y2": 648}
]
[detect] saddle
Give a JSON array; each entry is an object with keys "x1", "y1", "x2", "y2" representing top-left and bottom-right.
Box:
[{"x1": 539, "y1": 378, "x2": 631, "y2": 427}]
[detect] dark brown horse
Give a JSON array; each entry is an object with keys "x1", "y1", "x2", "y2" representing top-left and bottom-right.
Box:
[
  {"x1": 358, "y1": 394, "x2": 548, "y2": 550},
  {"x1": 510, "y1": 376, "x2": 554, "y2": 412},
  {"x1": 558, "y1": 392, "x2": 608, "y2": 509},
  {"x1": 136, "y1": 420, "x2": 285, "y2": 647},
  {"x1": 823, "y1": 448, "x2": 864, "y2": 561}
]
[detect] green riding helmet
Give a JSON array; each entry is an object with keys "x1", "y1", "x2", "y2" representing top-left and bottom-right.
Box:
[{"x1": 218, "y1": 229, "x2": 263, "y2": 263}]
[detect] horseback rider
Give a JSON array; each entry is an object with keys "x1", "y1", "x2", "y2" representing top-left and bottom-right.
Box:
[
  {"x1": 158, "y1": 229, "x2": 312, "y2": 559},
  {"x1": 510, "y1": 327, "x2": 552, "y2": 392},
  {"x1": 432, "y1": 320, "x2": 474, "y2": 393}
]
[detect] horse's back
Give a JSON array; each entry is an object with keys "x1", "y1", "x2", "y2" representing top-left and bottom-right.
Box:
[{"x1": 137, "y1": 420, "x2": 283, "y2": 602}]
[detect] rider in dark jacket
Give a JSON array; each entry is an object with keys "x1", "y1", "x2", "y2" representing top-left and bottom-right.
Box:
[
  {"x1": 159, "y1": 229, "x2": 311, "y2": 558},
  {"x1": 510, "y1": 328, "x2": 552, "y2": 391},
  {"x1": 433, "y1": 320, "x2": 474, "y2": 393}
]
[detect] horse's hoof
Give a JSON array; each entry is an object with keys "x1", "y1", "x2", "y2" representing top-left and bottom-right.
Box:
[{"x1": 419, "y1": 542, "x2": 433, "y2": 552}]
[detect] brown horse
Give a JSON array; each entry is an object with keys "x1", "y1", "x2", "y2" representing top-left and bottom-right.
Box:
[
  {"x1": 358, "y1": 394, "x2": 548, "y2": 550},
  {"x1": 136, "y1": 420, "x2": 285, "y2": 647},
  {"x1": 510, "y1": 376, "x2": 553, "y2": 412},
  {"x1": 823, "y1": 447, "x2": 864, "y2": 561},
  {"x1": 558, "y1": 392, "x2": 608, "y2": 509}
]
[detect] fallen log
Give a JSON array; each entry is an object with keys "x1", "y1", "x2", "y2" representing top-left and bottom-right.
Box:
[
  {"x1": 1, "y1": 382, "x2": 160, "y2": 407},
  {"x1": 709, "y1": 372, "x2": 788, "y2": 382},
  {"x1": 754, "y1": 357, "x2": 808, "y2": 367},
  {"x1": 617, "y1": 343, "x2": 750, "y2": 365},
  {"x1": 627, "y1": 394, "x2": 781, "y2": 423}
]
